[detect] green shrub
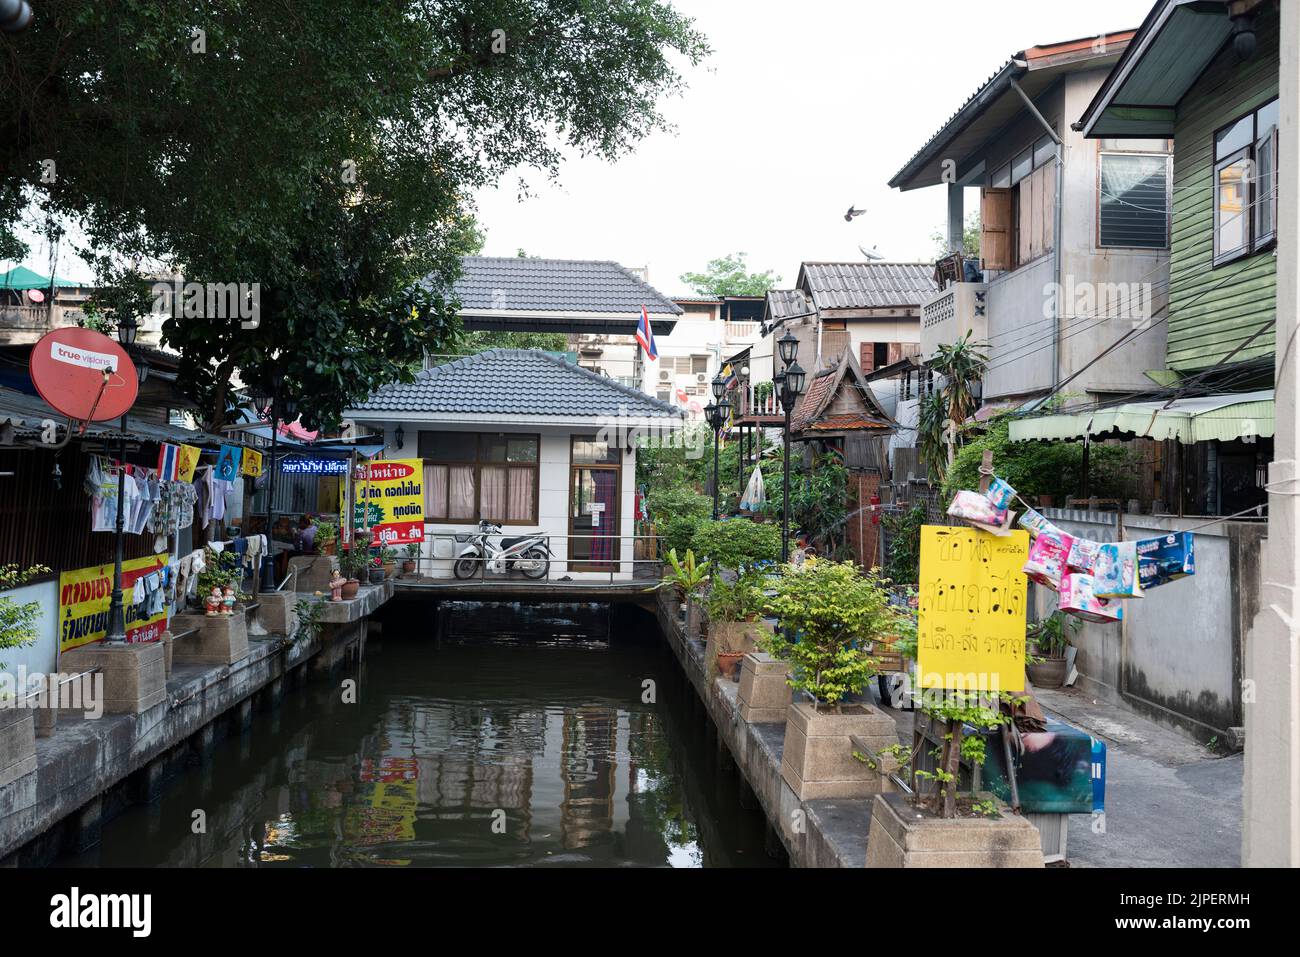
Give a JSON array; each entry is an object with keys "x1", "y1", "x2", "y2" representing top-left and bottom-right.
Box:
[
  {"x1": 882, "y1": 502, "x2": 926, "y2": 585},
  {"x1": 760, "y1": 560, "x2": 897, "y2": 709},
  {"x1": 1, "y1": 563, "x2": 48, "y2": 670},
  {"x1": 645, "y1": 486, "x2": 712, "y2": 556},
  {"x1": 690, "y1": 518, "x2": 781, "y2": 573}
]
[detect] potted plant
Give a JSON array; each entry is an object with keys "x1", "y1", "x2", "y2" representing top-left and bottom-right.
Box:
[
  {"x1": 377, "y1": 546, "x2": 397, "y2": 578},
  {"x1": 402, "y1": 542, "x2": 421, "y2": 574},
  {"x1": 760, "y1": 559, "x2": 901, "y2": 799},
  {"x1": 368, "y1": 554, "x2": 386, "y2": 584},
  {"x1": 194, "y1": 549, "x2": 245, "y2": 611},
  {"x1": 338, "y1": 549, "x2": 363, "y2": 599},
  {"x1": 312, "y1": 517, "x2": 339, "y2": 556},
  {"x1": 663, "y1": 548, "x2": 709, "y2": 637},
  {"x1": 1025, "y1": 612, "x2": 1078, "y2": 689},
  {"x1": 704, "y1": 573, "x2": 767, "y2": 679}
]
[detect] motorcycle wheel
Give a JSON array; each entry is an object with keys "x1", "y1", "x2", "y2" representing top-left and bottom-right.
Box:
[
  {"x1": 518, "y1": 547, "x2": 549, "y2": 580},
  {"x1": 453, "y1": 556, "x2": 479, "y2": 580}
]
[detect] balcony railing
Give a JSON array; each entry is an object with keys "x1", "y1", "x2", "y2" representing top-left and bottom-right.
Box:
[
  {"x1": 0, "y1": 304, "x2": 52, "y2": 329},
  {"x1": 735, "y1": 381, "x2": 781, "y2": 419},
  {"x1": 724, "y1": 320, "x2": 760, "y2": 342},
  {"x1": 919, "y1": 282, "x2": 988, "y2": 360}
]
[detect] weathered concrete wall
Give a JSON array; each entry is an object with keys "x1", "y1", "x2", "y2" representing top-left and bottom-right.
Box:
[
  {"x1": 0, "y1": 586, "x2": 386, "y2": 862},
  {"x1": 1035, "y1": 509, "x2": 1263, "y2": 742},
  {"x1": 654, "y1": 587, "x2": 885, "y2": 868}
]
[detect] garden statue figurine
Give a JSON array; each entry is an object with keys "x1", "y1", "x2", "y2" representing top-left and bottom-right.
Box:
[
  {"x1": 222, "y1": 584, "x2": 237, "y2": 616},
  {"x1": 205, "y1": 586, "x2": 223, "y2": 617},
  {"x1": 328, "y1": 570, "x2": 346, "y2": 602}
]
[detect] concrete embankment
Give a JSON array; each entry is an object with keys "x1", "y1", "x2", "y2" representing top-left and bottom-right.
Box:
[
  {"x1": 654, "y1": 586, "x2": 885, "y2": 868},
  {"x1": 0, "y1": 583, "x2": 391, "y2": 865}
]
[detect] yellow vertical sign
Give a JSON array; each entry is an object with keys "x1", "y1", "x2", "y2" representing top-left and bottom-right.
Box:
[{"x1": 917, "y1": 525, "x2": 1029, "y2": 693}]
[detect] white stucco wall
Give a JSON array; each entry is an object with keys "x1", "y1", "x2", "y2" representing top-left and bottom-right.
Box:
[
  {"x1": 0, "y1": 579, "x2": 60, "y2": 692},
  {"x1": 371, "y1": 423, "x2": 642, "y2": 581}
]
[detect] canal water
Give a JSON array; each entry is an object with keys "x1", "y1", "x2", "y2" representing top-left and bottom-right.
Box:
[{"x1": 58, "y1": 602, "x2": 781, "y2": 868}]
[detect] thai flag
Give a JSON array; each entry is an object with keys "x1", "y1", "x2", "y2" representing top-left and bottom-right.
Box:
[
  {"x1": 636, "y1": 305, "x2": 658, "y2": 361},
  {"x1": 157, "y1": 443, "x2": 180, "y2": 480}
]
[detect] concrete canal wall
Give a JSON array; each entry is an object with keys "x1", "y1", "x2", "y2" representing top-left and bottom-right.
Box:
[
  {"x1": 654, "y1": 586, "x2": 881, "y2": 868},
  {"x1": 0, "y1": 582, "x2": 392, "y2": 864}
]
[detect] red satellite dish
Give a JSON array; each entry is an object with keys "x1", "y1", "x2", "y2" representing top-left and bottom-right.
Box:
[
  {"x1": 29, "y1": 328, "x2": 138, "y2": 422},
  {"x1": 27, "y1": 289, "x2": 45, "y2": 303}
]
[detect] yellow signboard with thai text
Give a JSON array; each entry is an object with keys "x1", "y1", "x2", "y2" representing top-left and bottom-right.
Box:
[
  {"x1": 58, "y1": 552, "x2": 170, "y2": 652},
  {"x1": 917, "y1": 525, "x2": 1028, "y2": 692}
]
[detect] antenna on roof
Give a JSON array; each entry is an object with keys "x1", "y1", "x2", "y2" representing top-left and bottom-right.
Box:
[{"x1": 858, "y1": 245, "x2": 884, "y2": 261}]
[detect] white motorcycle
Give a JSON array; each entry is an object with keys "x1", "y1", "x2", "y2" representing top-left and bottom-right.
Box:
[{"x1": 453, "y1": 521, "x2": 551, "y2": 580}]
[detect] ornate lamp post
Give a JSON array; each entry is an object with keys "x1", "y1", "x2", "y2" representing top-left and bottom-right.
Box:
[
  {"x1": 104, "y1": 314, "x2": 139, "y2": 644},
  {"x1": 775, "y1": 331, "x2": 806, "y2": 562},
  {"x1": 706, "y1": 372, "x2": 731, "y2": 521}
]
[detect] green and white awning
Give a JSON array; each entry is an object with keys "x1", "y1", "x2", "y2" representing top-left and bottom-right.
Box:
[{"x1": 1008, "y1": 390, "x2": 1274, "y2": 445}]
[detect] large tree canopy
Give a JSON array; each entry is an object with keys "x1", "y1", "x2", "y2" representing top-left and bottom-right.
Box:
[{"x1": 1, "y1": 1, "x2": 709, "y2": 427}]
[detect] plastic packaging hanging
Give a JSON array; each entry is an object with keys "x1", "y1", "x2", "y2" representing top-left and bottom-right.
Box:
[
  {"x1": 1092, "y1": 541, "x2": 1143, "y2": 599},
  {"x1": 1136, "y1": 532, "x2": 1195, "y2": 590},
  {"x1": 1060, "y1": 573, "x2": 1123, "y2": 623},
  {"x1": 1023, "y1": 529, "x2": 1074, "y2": 588}
]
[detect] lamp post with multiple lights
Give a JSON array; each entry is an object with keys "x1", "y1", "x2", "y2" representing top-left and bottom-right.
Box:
[
  {"x1": 773, "y1": 331, "x2": 806, "y2": 563},
  {"x1": 704, "y1": 372, "x2": 731, "y2": 521}
]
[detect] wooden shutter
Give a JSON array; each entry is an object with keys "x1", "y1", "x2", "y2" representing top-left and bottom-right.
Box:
[
  {"x1": 980, "y1": 187, "x2": 1013, "y2": 270},
  {"x1": 887, "y1": 342, "x2": 904, "y2": 365},
  {"x1": 860, "y1": 343, "x2": 876, "y2": 372}
]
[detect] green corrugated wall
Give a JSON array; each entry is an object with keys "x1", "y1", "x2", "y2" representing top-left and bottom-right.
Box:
[{"x1": 1167, "y1": 10, "x2": 1279, "y2": 373}]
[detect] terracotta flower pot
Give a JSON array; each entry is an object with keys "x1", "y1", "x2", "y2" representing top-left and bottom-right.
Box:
[
  {"x1": 402, "y1": 560, "x2": 416, "y2": 573},
  {"x1": 341, "y1": 579, "x2": 360, "y2": 600},
  {"x1": 716, "y1": 651, "x2": 745, "y2": 679},
  {"x1": 1027, "y1": 656, "x2": 1067, "y2": 689}
]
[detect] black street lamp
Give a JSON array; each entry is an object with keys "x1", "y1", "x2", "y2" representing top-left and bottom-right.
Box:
[
  {"x1": 251, "y1": 375, "x2": 298, "y2": 591},
  {"x1": 704, "y1": 390, "x2": 731, "y2": 521},
  {"x1": 775, "y1": 331, "x2": 806, "y2": 563},
  {"x1": 104, "y1": 315, "x2": 140, "y2": 644}
]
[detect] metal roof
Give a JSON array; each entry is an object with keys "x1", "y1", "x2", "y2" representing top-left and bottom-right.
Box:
[
  {"x1": 350, "y1": 349, "x2": 683, "y2": 419},
  {"x1": 762, "y1": 289, "x2": 813, "y2": 327},
  {"x1": 797, "y1": 262, "x2": 937, "y2": 311},
  {"x1": 0, "y1": 387, "x2": 228, "y2": 447},
  {"x1": 888, "y1": 31, "x2": 1135, "y2": 191},
  {"x1": 1076, "y1": 1, "x2": 1237, "y2": 139},
  {"x1": 447, "y1": 256, "x2": 682, "y2": 335},
  {"x1": 1009, "y1": 390, "x2": 1274, "y2": 444}
]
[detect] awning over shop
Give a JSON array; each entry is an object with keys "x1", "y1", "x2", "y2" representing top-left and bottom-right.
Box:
[{"x1": 1008, "y1": 390, "x2": 1274, "y2": 445}]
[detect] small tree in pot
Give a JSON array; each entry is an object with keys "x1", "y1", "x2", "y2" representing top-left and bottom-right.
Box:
[
  {"x1": 663, "y1": 548, "x2": 709, "y2": 637},
  {"x1": 704, "y1": 572, "x2": 767, "y2": 679},
  {"x1": 759, "y1": 559, "x2": 902, "y2": 799}
]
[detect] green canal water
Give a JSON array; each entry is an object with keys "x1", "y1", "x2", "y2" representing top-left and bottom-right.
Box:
[{"x1": 59, "y1": 603, "x2": 781, "y2": 868}]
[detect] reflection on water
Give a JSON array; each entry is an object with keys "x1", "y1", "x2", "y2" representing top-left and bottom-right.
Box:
[{"x1": 61, "y1": 603, "x2": 780, "y2": 868}]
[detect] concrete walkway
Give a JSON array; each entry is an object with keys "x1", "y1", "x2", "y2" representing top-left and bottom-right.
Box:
[{"x1": 1031, "y1": 686, "x2": 1242, "y2": 868}]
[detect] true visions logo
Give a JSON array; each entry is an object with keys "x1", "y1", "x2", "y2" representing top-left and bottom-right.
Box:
[{"x1": 49, "y1": 887, "x2": 151, "y2": 937}]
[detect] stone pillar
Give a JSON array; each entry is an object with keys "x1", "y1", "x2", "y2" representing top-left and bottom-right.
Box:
[
  {"x1": 59, "y1": 641, "x2": 166, "y2": 714},
  {"x1": 737, "y1": 652, "x2": 792, "y2": 723},
  {"x1": 170, "y1": 611, "x2": 250, "y2": 667},
  {"x1": 1245, "y1": 0, "x2": 1300, "y2": 868},
  {"x1": 947, "y1": 181, "x2": 965, "y2": 254},
  {"x1": 0, "y1": 706, "x2": 37, "y2": 788},
  {"x1": 248, "y1": 591, "x2": 297, "y2": 637}
]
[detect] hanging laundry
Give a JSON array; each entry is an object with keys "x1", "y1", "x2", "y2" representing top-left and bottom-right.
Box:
[
  {"x1": 1093, "y1": 541, "x2": 1143, "y2": 599},
  {"x1": 1060, "y1": 573, "x2": 1123, "y2": 623},
  {"x1": 85, "y1": 456, "x2": 120, "y2": 532},
  {"x1": 215, "y1": 445, "x2": 243, "y2": 482},
  {"x1": 1136, "y1": 532, "x2": 1195, "y2": 590}
]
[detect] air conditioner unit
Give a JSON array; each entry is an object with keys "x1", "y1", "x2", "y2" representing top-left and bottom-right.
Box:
[
  {"x1": 659, "y1": 370, "x2": 672, "y2": 382},
  {"x1": 696, "y1": 373, "x2": 708, "y2": 384}
]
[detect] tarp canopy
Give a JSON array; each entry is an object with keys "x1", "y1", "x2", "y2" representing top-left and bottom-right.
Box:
[
  {"x1": 0, "y1": 265, "x2": 78, "y2": 289},
  {"x1": 1008, "y1": 390, "x2": 1274, "y2": 445}
]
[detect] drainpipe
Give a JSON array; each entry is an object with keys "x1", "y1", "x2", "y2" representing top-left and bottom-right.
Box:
[{"x1": 1010, "y1": 76, "x2": 1063, "y2": 391}]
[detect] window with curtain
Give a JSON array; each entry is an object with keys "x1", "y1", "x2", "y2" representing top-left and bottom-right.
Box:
[
  {"x1": 1099, "y1": 152, "x2": 1170, "y2": 249},
  {"x1": 1214, "y1": 98, "x2": 1279, "y2": 266},
  {"x1": 417, "y1": 431, "x2": 539, "y2": 523}
]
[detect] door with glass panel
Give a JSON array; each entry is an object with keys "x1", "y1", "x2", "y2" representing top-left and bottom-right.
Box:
[{"x1": 568, "y1": 436, "x2": 620, "y2": 573}]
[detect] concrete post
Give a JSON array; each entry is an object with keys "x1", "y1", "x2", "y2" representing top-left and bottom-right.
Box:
[
  {"x1": 1244, "y1": 0, "x2": 1300, "y2": 868},
  {"x1": 947, "y1": 182, "x2": 964, "y2": 254}
]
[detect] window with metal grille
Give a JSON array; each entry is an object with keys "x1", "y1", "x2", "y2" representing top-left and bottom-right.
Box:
[{"x1": 1099, "y1": 152, "x2": 1170, "y2": 249}]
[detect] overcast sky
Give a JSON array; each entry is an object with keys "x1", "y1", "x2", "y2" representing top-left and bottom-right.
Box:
[
  {"x1": 17, "y1": 0, "x2": 1148, "y2": 291},
  {"x1": 473, "y1": 0, "x2": 1148, "y2": 296}
]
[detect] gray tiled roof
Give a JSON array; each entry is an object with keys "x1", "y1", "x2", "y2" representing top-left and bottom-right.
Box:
[
  {"x1": 352, "y1": 349, "x2": 683, "y2": 419},
  {"x1": 799, "y1": 262, "x2": 937, "y2": 310},
  {"x1": 451, "y1": 257, "x2": 683, "y2": 316},
  {"x1": 764, "y1": 289, "x2": 813, "y2": 324}
]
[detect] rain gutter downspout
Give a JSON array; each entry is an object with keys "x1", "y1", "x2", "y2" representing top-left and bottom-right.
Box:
[{"x1": 1010, "y1": 74, "x2": 1063, "y2": 391}]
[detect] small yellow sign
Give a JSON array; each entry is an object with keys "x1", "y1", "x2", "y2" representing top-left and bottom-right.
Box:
[
  {"x1": 917, "y1": 525, "x2": 1029, "y2": 693},
  {"x1": 241, "y1": 448, "x2": 263, "y2": 477}
]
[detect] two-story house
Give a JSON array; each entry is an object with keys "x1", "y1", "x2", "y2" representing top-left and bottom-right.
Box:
[
  {"x1": 649, "y1": 295, "x2": 763, "y2": 420},
  {"x1": 889, "y1": 31, "x2": 1171, "y2": 411}
]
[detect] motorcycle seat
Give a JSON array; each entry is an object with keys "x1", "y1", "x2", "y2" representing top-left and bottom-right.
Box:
[{"x1": 499, "y1": 536, "x2": 532, "y2": 550}]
